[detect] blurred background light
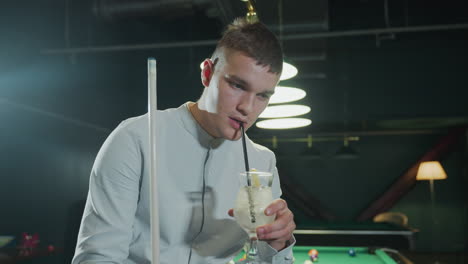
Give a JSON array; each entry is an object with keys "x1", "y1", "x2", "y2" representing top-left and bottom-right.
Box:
[
  {"x1": 259, "y1": 104, "x2": 310, "y2": 118},
  {"x1": 269, "y1": 86, "x2": 306, "y2": 104},
  {"x1": 256, "y1": 118, "x2": 312, "y2": 129},
  {"x1": 280, "y1": 62, "x2": 298, "y2": 80}
]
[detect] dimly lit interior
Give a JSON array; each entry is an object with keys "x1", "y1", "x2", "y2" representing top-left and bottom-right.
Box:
[{"x1": 1, "y1": 0, "x2": 467, "y2": 263}]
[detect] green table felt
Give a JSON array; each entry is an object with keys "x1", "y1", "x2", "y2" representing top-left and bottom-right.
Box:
[{"x1": 293, "y1": 246, "x2": 397, "y2": 264}]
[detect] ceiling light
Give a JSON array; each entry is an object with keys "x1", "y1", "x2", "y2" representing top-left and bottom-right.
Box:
[
  {"x1": 333, "y1": 139, "x2": 358, "y2": 159},
  {"x1": 269, "y1": 86, "x2": 306, "y2": 104},
  {"x1": 256, "y1": 118, "x2": 312, "y2": 129},
  {"x1": 301, "y1": 147, "x2": 322, "y2": 159},
  {"x1": 334, "y1": 145, "x2": 358, "y2": 159},
  {"x1": 301, "y1": 134, "x2": 321, "y2": 159},
  {"x1": 280, "y1": 62, "x2": 298, "y2": 80},
  {"x1": 259, "y1": 104, "x2": 310, "y2": 118}
]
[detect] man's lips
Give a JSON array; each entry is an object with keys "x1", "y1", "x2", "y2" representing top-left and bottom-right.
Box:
[{"x1": 229, "y1": 117, "x2": 246, "y2": 130}]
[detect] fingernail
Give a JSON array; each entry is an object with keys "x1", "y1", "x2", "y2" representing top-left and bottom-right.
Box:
[
  {"x1": 265, "y1": 209, "x2": 271, "y2": 215},
  {"x1": 258, "y1": 228, "x2": 265, "y2": 234}
]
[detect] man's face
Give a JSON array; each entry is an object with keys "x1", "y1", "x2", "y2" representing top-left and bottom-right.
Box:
[{"x1": 198, "y1": 49, "x2": 280, "y2": 140}]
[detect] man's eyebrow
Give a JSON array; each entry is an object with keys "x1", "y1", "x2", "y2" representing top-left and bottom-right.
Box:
[
  {"x1": 225, "y1": 75, "x2": 248, "y2": 86},
  {"x1": 261, "y1": 90, "x2": 275, "y2": 96},
  {"x1": 225, "y1": 74, "x2": 274, "y2": 96}
]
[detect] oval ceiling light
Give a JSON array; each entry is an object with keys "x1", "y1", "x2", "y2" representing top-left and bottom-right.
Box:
[
  {"x1": 256, "y1": 118, "x2": 312, "y2": 129},
  {"x1": 259, "y1": 104, "x2": 311, "y2": 118},
  {"x1": 269, "y1": 86, "x2": 306, "y2": 104},
  {"x1": 280, "y1": 62, "x2": 298, "y2": 80}
]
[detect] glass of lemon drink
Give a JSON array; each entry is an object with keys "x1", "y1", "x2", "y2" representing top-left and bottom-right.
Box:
[{"x1": 234, "y1": 171, "x2": 275, "y2": 264}]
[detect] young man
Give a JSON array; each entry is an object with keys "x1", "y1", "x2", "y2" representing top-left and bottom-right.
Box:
[{"x1": 73, "y1": 18, "x2": 296, "y2": 264}]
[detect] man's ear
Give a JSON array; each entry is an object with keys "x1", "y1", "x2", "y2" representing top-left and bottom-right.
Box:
[{"x1": 201, "y1": 58, "x2": 214, "y2": 87}]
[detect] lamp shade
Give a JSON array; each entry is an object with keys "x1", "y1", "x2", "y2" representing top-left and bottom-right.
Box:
[
  {"x1": 333, "y1": 145, "x2": 358, "y2": 159},
  {"x1": 259, "y1": 104, "x2": 310, "y2": 118},
  {"x1": 256, "y1": 118, "x2": 311, "y2": 129},
  {"x1": 280, "y1": 62, "x2": 298, "y2": 80},
  {"x1": 416, "y1": 161, "x2": 447, "y2": 181},
  {"x1": 301, "y1": 146, "x2": 322, "y2": 159},
  {"x1": 269, "y1": 86, "x2": 306, "y2": 104}
]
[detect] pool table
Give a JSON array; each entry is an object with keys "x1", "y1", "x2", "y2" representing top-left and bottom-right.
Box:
[
  {"x1": 294, "y1": 221, "x2": 416, "y2": 250},
  {"x1": 293, "y1": 246, "x2": 398, "y2": 264}
]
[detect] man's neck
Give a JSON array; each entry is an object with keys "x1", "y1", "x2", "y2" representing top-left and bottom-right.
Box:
[{"x1": 188, "y1": 102, "x2": 217, "y2": 138}]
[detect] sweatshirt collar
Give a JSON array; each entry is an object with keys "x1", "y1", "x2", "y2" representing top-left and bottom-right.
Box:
[{"x1": 179, "y1": 102, "x2": 225, "y2": 149}]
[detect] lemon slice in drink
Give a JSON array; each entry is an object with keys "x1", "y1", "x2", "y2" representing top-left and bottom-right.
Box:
[{"x1": 250, "y1": 168, "x2": 261, "y2": 187}]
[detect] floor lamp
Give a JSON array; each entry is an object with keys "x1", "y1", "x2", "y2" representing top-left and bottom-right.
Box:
[{"x1": 416, "y1": 161, "x2": 447, "y2": 253}]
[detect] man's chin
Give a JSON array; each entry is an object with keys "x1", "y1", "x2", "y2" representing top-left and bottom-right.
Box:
[{"x1": 223, "y1": 130, "x2": 242, "y2": 141}]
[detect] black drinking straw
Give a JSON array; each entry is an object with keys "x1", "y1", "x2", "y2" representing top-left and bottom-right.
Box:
[{"x1": 240, "y1": 123, "x2": 251, "y2": 186}]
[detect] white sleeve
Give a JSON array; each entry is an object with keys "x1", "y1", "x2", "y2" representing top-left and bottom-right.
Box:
[
  {"x1": 258, "y1": 237, "x2": 296, "y2": 264},
  {"x1": 72, "y1": 124, "x2": 142, "y2": 264}
]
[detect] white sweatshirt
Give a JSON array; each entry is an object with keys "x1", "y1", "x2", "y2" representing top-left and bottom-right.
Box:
[{"x1": 72, "y1": 103, "x2": 294, "y2": 264}]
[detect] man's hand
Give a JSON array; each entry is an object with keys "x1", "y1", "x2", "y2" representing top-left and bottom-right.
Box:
[{"x1": 228, "y1": 198, "x2": 295, "y2": 251}]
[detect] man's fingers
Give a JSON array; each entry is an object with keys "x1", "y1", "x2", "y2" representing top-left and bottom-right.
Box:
[
  {"x1": 265, "y1": 199, "x2": 287, "y2": 216},
  {"x1": 259, "y1": 220, "x2": 296, "y2": 241},
  {"x1": 257, "y1": 210, "x2": 294, "y2": 234}
]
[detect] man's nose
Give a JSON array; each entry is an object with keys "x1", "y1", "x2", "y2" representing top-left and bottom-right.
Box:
[{"x1": 237, "y1": 94, "x2": 255, "y2": 116}]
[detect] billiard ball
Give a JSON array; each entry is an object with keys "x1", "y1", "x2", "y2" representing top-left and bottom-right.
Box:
[
  {"x1": 308, "y1": 249, "x2": 318, "y2": 256},
  {"x1": 348, "y1": 248, "x2": 356, "y2": 257},
  {"x1": 303, "y1": 260, "x2": 313, "y2": 264}
]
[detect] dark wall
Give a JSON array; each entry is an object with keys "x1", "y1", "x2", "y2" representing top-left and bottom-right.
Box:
[
  {"x1": 275, "y1": 133, "x2": 468, "y2": 252},
  {"x1": 0, "y1": 1, "x2": 219, "y2": 259},
  {"x1": 393, "y1": 144, "x2": 468, "y2": 252}
]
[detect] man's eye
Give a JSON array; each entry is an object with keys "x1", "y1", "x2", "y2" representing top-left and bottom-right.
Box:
[
  {"x1": 229, "y1": 81, "x2": 244, "y2": 90},
  {"x1": 258, "y1": 94, "x2": 270, "y2": 100}
]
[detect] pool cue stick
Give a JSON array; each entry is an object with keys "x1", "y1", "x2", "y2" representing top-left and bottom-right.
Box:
[{"x1": 148, "y1": 58, "x2": 160, "y2": 264}]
